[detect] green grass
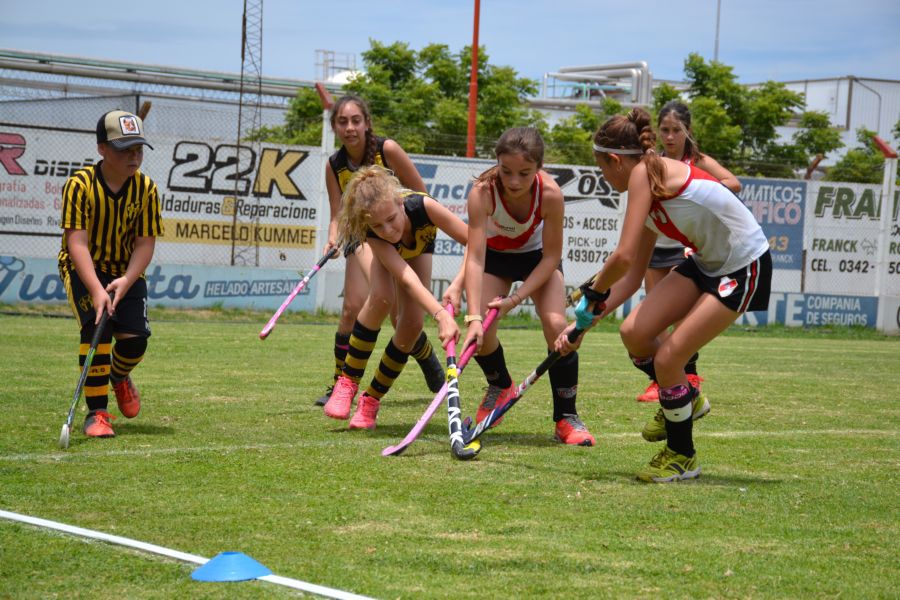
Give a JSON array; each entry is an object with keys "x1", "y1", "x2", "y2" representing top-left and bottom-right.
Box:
[{"x1": 1, "y1": 308, "x2": 898, "y2": 599}]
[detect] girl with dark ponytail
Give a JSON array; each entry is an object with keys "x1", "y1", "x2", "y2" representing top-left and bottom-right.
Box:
[
  {"x1": 315, "y1": 95, "x2": 446, "y2": 407},
  {"x1": 557, "y1": 107, "x2": 772, "y2": 483},
  {"x1": 632, "y1": 101, "x2": 742, "y2": 402}
]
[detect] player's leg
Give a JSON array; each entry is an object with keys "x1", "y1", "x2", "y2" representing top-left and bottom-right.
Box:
[
  {"x1": 324, "y1": 256, "x2": 394, "y2": 420},
  {"x1": 533, "y1": 269, "x2": 595, "y2": 446},
  {"x1": 316, "y1": 244, "x2": 370, "y2": 406},
  {"x1": 473, "y1": 264, "x2": 515, "y2": 424},
  {"x1": 108, "y1": 277, "x2": 151, "y2": 419},
  {"x1": 350, "y1": 254, "x2": 431, "y2": 430},
  {"x1": 62, "y1": 267, "x2": 116, "y2": 438}
]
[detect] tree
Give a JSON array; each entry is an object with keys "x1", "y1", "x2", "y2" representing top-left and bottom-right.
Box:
[
  {"x1": 544, "y1": 100, "x2": 623, "y2": 166},
  {"x1": 824, "y1": 128, "x2": 884, "y2": 183},
  {"x1": 682, "y1": 53, "x2": 811, "y2": 177},
  {"x1": 256, "y1": 40, "x2": 545, "y2": 157},
  {"x1": 792, "y1": 111, "x2": 844, "y2": 179}
]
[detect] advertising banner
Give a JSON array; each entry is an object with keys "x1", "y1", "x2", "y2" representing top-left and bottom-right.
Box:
[{"x1": 804, "y1": 182, "x2": 900, "y2": 296}]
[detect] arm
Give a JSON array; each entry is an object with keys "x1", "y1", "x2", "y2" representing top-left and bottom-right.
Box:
[
  {"x1": 462, "y1": 184, "x2": 490, "y2": 350},
  {"x1": 588, "y1": 163, "x2": 655, "y2": 294},
  {"x1": 383, "y1": 140, "x2": 427, "y2": 193},
  {"x1": 556, "y1": 226, "x2": 656, "y2": 354},
  {"x1": 106, "y1": 236, "x2": 156, "y2": 311},
  {"x1": 324, "y1": 162, "x2": 343, "y2": 255},
  {"x1": 422, "y1": 196, "x2": 470, "y2": 314},
  {"x1": 695, "y1": 153, "x2": 741, "y2": 194},
  {"x1": 369, "y1": 237, "x2": 458, "y2": 344},
  {"x1": 66, "y1": 229, "x2": 111, "y2": 322}
]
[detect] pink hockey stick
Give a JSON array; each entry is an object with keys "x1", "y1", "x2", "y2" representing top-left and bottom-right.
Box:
[
  {"x1": 259, "y1": 248, "x2": 338, "y2": 340},
  {"x1": 382, "y1": 307, "x2": 499, "y2": 456}
]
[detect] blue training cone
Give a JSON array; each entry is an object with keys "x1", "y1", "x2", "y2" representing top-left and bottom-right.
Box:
[{"x1": 191, "y1": 551, "x2": 272, "y2": 582}]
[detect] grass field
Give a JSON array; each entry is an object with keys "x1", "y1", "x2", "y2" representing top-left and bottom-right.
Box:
[{"x1": 1, "y1": 306, "x2": 898, "y2": 599}]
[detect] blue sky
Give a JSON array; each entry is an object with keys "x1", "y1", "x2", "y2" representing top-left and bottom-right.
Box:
[{"x1": 3, "y1": 0, "x2": 898, "y2": 85}]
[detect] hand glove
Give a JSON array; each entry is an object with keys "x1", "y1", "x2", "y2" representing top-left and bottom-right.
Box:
[
  {"x1": 574, "y1": 296, "x2": 596, "y2": 330},
  {"x1": 574, "y1": 284, "x2": 610, "y2": 330}
]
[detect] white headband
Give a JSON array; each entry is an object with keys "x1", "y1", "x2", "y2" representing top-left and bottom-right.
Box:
[{"x1": 592, "y1": 143, "x2": 644, "y2": 155}]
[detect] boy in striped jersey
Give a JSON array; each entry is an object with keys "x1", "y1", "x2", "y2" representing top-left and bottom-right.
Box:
[{"x1": 58, "y1": 109, "x2": 163, "y2": 439}]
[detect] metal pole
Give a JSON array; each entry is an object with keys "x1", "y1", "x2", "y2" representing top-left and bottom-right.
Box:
[
  {"x1": 714, "y1": 0, "x2": 721, "y2": 62},
  {"x1": 466, "y1": 0, "x2": 480, "y2": 158}
]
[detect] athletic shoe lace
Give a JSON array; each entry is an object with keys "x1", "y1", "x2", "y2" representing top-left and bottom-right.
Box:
[
  {"x1": 480, "y1": 385, "x2": 504, "y2": 410},
  {"x1": 561, "y1": 414, "x2": 586, "y2": 431}
]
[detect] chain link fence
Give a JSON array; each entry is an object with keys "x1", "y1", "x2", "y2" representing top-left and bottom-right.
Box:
[{"x1": 2, "y1": 65, "x2": 898, "y2": 330}]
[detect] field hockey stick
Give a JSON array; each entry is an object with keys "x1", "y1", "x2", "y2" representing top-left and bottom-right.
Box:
[
  {"x1": 461, "y1": 325, "x2": 588, "y2": 445},
  {"x1": 259, "y1": 247, "x2": 338, "y2": 340},
  {"x1": 566, "y1": 273, "x2": 598, "y2": 307},
  {"x1": 381, "y1": 307, "x2": 499, "y2": 457},
  {"x1": 59, "y1": 296, "x2": 113, "y2": 449},
  {"x1": 443, "y1": 305, "x2": 480, "y2": 460}
]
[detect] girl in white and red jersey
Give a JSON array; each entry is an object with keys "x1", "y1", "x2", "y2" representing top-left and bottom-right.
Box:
[
  {"x1": 457, "y1": 127, "x2": 595, "y2": 446},
  {"x1": 557, "y1": 108, "x2": 771, "y2": 482},
  {"x1": 633, "y1": 101, "x2": 743, "y2": 403}
]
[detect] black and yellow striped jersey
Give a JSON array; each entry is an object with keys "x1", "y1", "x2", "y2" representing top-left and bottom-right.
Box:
[
  {"x1": 367, "y1": 192, "x2": 436, "y2": 260},
  {"x1": 57, "y1": 163, "x2": 164, "y2": 277},
  {"x1": 328, "y1": 136, "x2": 391, "y2": 192}
]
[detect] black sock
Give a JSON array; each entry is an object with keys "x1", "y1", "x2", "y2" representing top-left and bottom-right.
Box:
[
  {"x1": 659, "y1": 383, "x2": 695, "y2": 457},
  {"x1": 549, "y1": 350, "x2": 578, "y2": 422},
  {"x1": 631, "y1": 354, "x2": 656, "y2": 381},
  {"x1": 685, "y1": 352, "x2": 700, "y2": 376},
  {"x1": 474, "y1": 343, "x2": 513, "y2": 389}
]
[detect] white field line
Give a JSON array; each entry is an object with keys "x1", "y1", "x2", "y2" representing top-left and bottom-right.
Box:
[
  {"x1": 0, "y1": 509, "x2": 375, "y2": 600},
  {"x1": 1, "y1": 429, "x2": 896, "y2": 463}
]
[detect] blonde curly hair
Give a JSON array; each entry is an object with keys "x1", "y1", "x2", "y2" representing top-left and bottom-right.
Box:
[{"x1": 338, "y1": 165, "x2": 406, "y2": 247}]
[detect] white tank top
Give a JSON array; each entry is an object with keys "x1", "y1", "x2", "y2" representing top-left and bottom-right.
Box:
[
  {"x1": 654, "y1": 155, "x2": 693, "y2": 250},
  {"x1": 486, "y1": 172, "x2": 544, "y2": 253},
  {"x1": 645, "y1": 164, "x2": 768, "y2": 276}
]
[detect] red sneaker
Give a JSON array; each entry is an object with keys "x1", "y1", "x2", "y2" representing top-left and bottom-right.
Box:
[
  {"x1": 83, "y1": 410, "x2": 116, "y2": 438},
  {"x1": 687, "y1": 374, "x2": 705, "y2": 394},
  {"x1": 475, "y1": 382, "x2": 516, "y2": 428},
  {"x1": 348, "y1": 394, "x2": 380, "y2": 430},
  {"x1": 112, "y1": 375, "x2": 141, "y2": 418},
  {"x1": 636, "y1": 380, "x2": 659, "y2": 403},
  {"x1": 554, "y1": 414, "x2": 596, "y2": 446},
  {"x1": 324, "y1": 375, "x2": 358, "y2": 420}
]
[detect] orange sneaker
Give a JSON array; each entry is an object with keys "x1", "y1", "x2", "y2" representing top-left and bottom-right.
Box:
[
  {"x1": 475, "y1": 382, "x2": 516, "y2": 428},
  {"x1": 636, "y1": 380, "x2": 659, "y2": 403},
  {"x1": 83, "y1": 410, "x2": 116, "y2": 438},
  {"x1": 687, "y1": 374, "x2": 705, "y2": 394},
  {"x1": 554, "y1": 414, "x2": 596, "y2": 446},
  {"x1": 324, "y1": 375, "x2": 357, "y2": 420},
  {"x1": 112, "y1": 375, "x2": 141, "y2": 418},
  {"x1": 348, "y1": 394, "x2": 380, "y2": 430}
]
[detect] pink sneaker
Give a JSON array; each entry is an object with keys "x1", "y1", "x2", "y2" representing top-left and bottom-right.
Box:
[
  {"x1": 636, "y1": 380, "x2": 659, "y2": 403},
  {"x1": 348, "y1": 394, "x2": 380, "y2": 430},
  {"x1": 475, "y1": 382, "x2": 516, "y2": 428},
  {"x1": 324, "y1": 375, "x2": 357, "y2": 420},
  {"x1": 113, "y1": 375, "x2": 141, "y2": 418}
]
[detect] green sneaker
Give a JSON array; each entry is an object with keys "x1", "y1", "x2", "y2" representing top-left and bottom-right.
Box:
[
  {"x1": 637, "y1": 446, "x2": 700, "y2": 483},
  {"x1": 641, "y1": 394, "x2": 710, "y2": 442}
]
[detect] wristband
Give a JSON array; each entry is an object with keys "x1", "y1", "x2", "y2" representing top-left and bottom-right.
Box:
[
  {"x1": 464, "y1": 314, "x2": 483, "y2": 324},
  {"x1": 432, "y1": 307, "x2": 446, "y2": 320},
  {"x1": 510, "y1": 292, "x2": 522, "y2": 306}
]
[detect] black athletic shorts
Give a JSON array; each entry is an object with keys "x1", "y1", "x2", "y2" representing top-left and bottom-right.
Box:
[
  {"x1": 63, "y1": 267, "x2": 152, "y2": 337},
  {"x1": 649, "y1": 246, "x2": 689, "y2": 269},
  {"x1": 674, "y1": 250, "x2": 772, "y2": 313},
  {"x1": 484, "y1": 248, "x2": 563, "y2": 283}
]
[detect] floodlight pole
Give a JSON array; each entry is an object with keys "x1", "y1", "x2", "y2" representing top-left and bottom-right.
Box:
[
  {"x1": 714, "y1": 0, "x2": 721, "y2": 61},
  {"x1": 466, "y1": 0, "x2": 480, "y2": 157}
]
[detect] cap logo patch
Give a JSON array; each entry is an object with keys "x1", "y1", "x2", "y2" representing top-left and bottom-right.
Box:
[{"x1": 118, "y1": 115, "x2": 141, "y2": 136}]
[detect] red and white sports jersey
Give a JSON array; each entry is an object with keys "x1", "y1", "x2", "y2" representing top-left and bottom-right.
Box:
[
  {"x1": 486, "y1": 172, "x2": 544, "y2": 253},
  {"x1": 654, "y1": 155, "x2": 695, "y2": 251},
  {"x1": 646, "y1": 164, "x2": 768, "y2": 276}
]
